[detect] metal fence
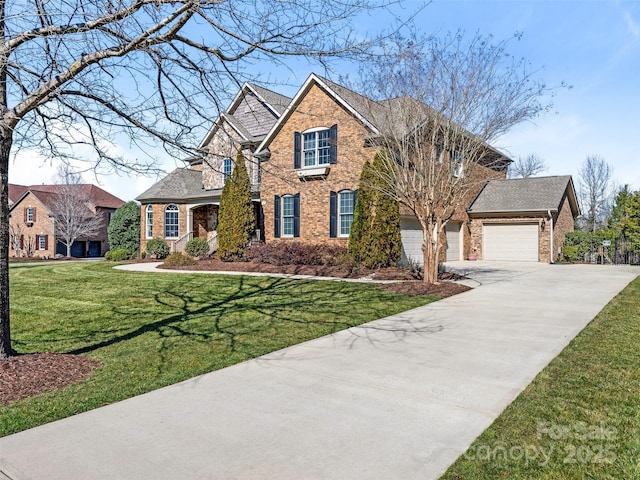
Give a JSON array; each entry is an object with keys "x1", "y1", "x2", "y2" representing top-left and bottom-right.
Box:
[{"x1": 583, "y1": 237, "x2": 640, "y2": 265}]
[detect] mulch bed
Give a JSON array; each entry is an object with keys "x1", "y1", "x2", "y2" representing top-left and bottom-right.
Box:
[
  {"x1": 0, "y1": 353, "x2": 101, "y2": 405},
  {"x1": 159, "y1": 258, "x2": 470, "y2": 297}
]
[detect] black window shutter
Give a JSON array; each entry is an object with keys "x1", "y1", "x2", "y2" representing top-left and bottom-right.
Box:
[
  {"x1": 294, "y1": 132, "x2": 301, "y2": 169},
  {"x1": 274, "y1": 195, "x2": 281, "y2": 238},
  {"x1": 293, "y1": 193, "x2": 300, "y2": 238},
  {"x1": 329, "y1": 124, "x2": 338, "y2": 164},
  {"x1": 353, "y1": 189, "x2": 358, "y2": 208},
  {"x1": 329, "y1": 191, "x2": 337, "y2": 238},
  {"x1": 44, "y1": 235, "x2": 48, "y2": 250},
  {"x1": 20, "y1": 235, "x2": 24, "y2": 249}
]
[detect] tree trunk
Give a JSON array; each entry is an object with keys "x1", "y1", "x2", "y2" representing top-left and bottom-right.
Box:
[
  {"x1": 67, "y1": 242, "x2": 71, "y2": 257},
  {"x1": 0, "y1": 128, "x2": 15, "y2": 359},
  {"x1": 421, "y1": 226, "x2": 439, "y2": 284}
]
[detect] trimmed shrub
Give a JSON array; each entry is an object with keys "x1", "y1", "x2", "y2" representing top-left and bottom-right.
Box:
[
  {"x1": 163, "y1": 252, "x2": 196, "y2": 267},
  {"x1": 247, "y1": 241, "x2": 347, "y2": 266},
  {"x1": 104, "y1": 248, "x2": 130, "y2": 261},
  {"x1": 348, "y1": 148, "x2": 402, "y2": 268},
  {"x1": 141, "y1": 251, "x2": 147, "y2": 259},
  {"x1": 108, "y1": 201, "x2": 141, "y2": 257},
  {"x1": 217, "y1": 149, "x2": 255, "y2": 261},
  {"x1": 146, "y1": 238, "x2": 170, "y2": 259},
  {"x1": 185, "y1": 238, "x2": 209, "y2": 258},
  {"x1": 562, "y1": 245, "x2": 579, "y2": 262}
]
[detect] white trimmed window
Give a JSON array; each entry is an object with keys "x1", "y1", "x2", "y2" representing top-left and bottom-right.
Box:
[
  {"x1": 164, "y1": 204, "x2": 179, "y2": 238},
  {"x1": 338, "y1": 191, "x2": 355, "y2": 237},
  {"x1": 146, "y1": 205, "x2": 153, "y2": 238},
  {"x1": 37, "y1": 235, "x2": 46, "y2": 250},
  {"x1": 281, "y1": 195, "x2": 295, "y2": 237},
  {"x1": 26, "y1": 207, "x2": 34, "y2": 223},
  {"x1": 223, "y1": 158, "x2": 233, "y2": 183},
  {"x1": 303, "y1": 128, "x2": 331, "y2": 167}
]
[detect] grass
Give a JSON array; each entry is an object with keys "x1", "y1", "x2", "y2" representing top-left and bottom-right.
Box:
[
  {"x1": 440, "y1": 276, "x2": 640, "y2": 480},
  {"x1": 1, "y1": 262, "x2": 434, "y2": 437}
]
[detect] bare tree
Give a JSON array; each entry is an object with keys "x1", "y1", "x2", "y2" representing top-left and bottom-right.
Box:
[
  {"x1": 52, "y1": 165, "x2": 104, "y2": 257},
  {"x1": 578, "y1": 155, "x2": 614, "y2": 232},
  {"x1": 508, "y1": 154, "x2": 547, "y2": 178},
  {"x1": 354, "y1": 32, "x2": 550, "y2": 283},
  {"x1": 0, "y1": 0, "x2": 396, "y2": 358},
  {"x1": 9, "y1": 222, "x2": 25, "y2": 257}
]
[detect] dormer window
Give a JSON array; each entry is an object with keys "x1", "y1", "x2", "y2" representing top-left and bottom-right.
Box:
[{"x1": 294, "y1": 125, "x2": 337, "y2": 169}]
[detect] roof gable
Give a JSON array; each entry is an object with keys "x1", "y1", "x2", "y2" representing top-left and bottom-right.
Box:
[
  {"x1": 135, "y1": 168, "x2": 205, "y2": 202},
  {"x1": 9, "y1": 184, "x2": 124, "y2": 213},
  {"x1": 198, "y1": 83, "x2": 292, "y2": 149},
  {"x1": 255, "y1": 73, "x2": 380, "y2": 157},
  {"x1": 468, "y1": 175, "x2": 580, "y2": 216}
]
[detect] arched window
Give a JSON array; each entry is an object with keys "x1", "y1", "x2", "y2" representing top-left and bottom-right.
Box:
[
  {"x1": 145, "y1": 205, "x2": 153, "y2": 238},
  {"x1": 223, "y1": 157, "x2": 233, "y2": 183},
  {"x1": 164, "y1": 204, "x2": 179, "y2": 238}
]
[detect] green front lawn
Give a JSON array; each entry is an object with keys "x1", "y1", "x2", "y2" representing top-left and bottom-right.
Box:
[
  {"x1": 2, "y1": 262, "x2": 433, "y2": 437},
  {"x1": 441, "y1": 276, "x2": 640, "y2": 479}
]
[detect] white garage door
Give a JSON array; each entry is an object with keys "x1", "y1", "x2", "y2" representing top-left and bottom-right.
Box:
[
  {"x1": 400, "y1": 217, "x2": 424, "y2": 266},
  {"x1": 445, "y1": 222, "x2": 462, "y2": 261},
  {"x1": 483, "y1": 223, "x2": 539, "y2": 262}
]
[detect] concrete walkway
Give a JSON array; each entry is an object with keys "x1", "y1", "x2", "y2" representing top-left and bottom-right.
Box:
[{"x1": 1, "y1": 263, "x2": 638, "y2": 479}]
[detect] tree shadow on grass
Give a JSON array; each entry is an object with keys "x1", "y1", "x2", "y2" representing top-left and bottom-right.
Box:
[{"x1": 66, "y1": 275, "x2": 366, "y2": 358}]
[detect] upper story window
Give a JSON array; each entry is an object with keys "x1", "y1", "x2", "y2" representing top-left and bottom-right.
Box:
[
  {"x1": 164, "y1": 204, "x2": 179, "y2": 239},
  {"x1": 25, "y1": 207, "x2": 34, "y2": 223},
  {"x1": 304, "y1": 129, "x2": 331, "y2": 167},
  {"x1": 223, "y1": 158, "x2": 233, "y2": 183},
  {"x1": 451, "y1": 150, "x2": 463, "y2": 177},
  {"x1": 294, "y1": 125, "x2": 338, "y2": 169},
  {"x1": 146, "y1": 205, "x2": 153, "y2": 239}
]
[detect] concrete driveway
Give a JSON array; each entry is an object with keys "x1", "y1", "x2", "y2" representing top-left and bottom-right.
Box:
[{"x1": 0, "y1": 262, "x2": 638, "y2": 480}]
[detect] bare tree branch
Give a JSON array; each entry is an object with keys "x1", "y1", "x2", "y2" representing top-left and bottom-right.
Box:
[{"x1": 508, "y1": 153, "x2": 547, "y2": 178}]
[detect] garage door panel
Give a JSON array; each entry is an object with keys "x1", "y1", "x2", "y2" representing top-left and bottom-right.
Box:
[
  {"x1": 483, "y1": 223, "x2": 538, "y2": 262},
  {"x1": 445, "y1": 222, "x2": 461, "y2": 261},
  {"x1": 400, "y1": 218, "x2": 423, "y2": 266}
]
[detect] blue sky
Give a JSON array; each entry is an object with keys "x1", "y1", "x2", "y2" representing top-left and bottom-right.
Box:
[{"x1": 9, "y1": 0, "x2": 640, "y2": 201}]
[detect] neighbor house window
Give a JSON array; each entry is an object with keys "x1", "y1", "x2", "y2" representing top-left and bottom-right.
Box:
[
  {"x1": 37, "y1": 235, "x2": 46, "y2": 250},
  {"x1": 146, "y1": 205, "x2": 153, "y2": 238},
  {"x1": 281, "y1": 195, "x2": 295, "y2": 237},
  {"x1": 223, "y1": 158, "x2": 232, "y2": 183},
  {"x1": 294, "y1": 125, "x2": 337, "y2": 169},
  {"x1": 164, "y1": 204, "x2": 179, "y2": 238},
  {"x1": 338, "y1": 191, "x2": 355, "y2": 237},
  {"x1": 26, "y1": 207, "x2": 34, "y2": 223}
]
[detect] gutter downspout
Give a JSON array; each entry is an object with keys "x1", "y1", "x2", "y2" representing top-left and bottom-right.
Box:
[{"x1": 548, "y1": 209, "x2": 554, "y2": 263}]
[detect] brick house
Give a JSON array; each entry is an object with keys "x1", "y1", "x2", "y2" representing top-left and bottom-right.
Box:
[
  {"x1": 137, "y1": 74, "x2": 579, "y2": 264},
  {"x1": 8, "y1": 184, "x2": 124, "y2": 258}
]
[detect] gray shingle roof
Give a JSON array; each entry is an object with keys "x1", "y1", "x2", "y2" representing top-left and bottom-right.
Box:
[
  {"x1": 468, "y1": 176, "x2": 577, "y2": 214},
  {"x1": 248, "y1": 83, "x2": 292, "y2": 115},
  {"x1": 135, "y1": 168, "x2": 209, "y2": 202}
]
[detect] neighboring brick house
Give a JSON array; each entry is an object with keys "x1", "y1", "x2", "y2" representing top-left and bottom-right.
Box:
[
  {"x1": 137, "y1": 74, "x2": 579, "y2": 264},
  {"x1": 467, "y1": 176, "x2": 580, "y2": 263},
  {"x1": 8, "y1": 184, "x2": 124, "y2": 258}
]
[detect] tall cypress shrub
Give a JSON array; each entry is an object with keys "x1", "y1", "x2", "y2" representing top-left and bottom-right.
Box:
[
  {"x1": 217, "y1": 150, "x2": 255, "y2": 261},
  {"x1": 107, "y1": 201, "x2": 140, "y2": 257},
  {"x1": 348, "y1": 148, "x2": 402, "y2": 268}
]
